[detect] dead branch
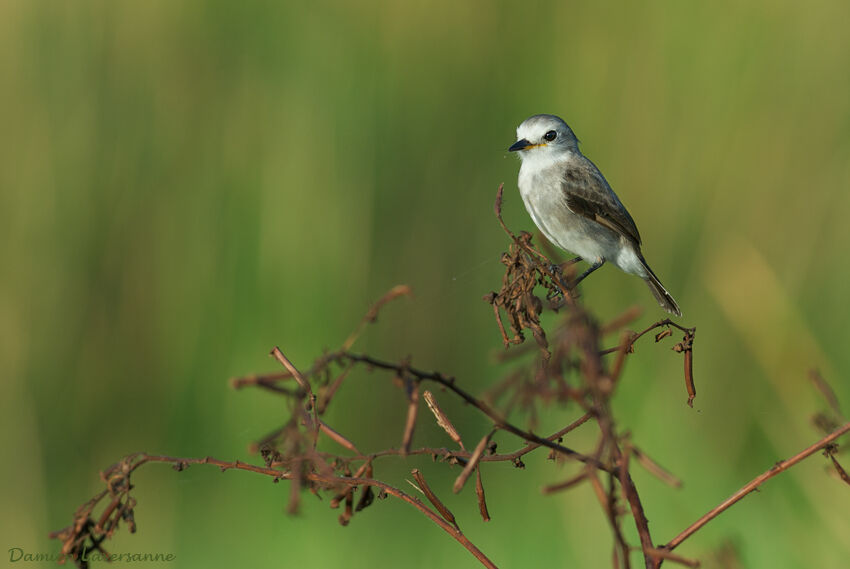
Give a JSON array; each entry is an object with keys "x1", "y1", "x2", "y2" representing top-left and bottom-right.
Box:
[
  {"x1": 51, "y1": 184, "x2": 850, "y2": 569},
  {"x1": 663, "y1": 421, "x2": 850, "y2": 554}
]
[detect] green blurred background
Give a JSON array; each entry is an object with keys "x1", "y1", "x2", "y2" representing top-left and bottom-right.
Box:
[{"x1": 2, "y1": 1, "x2": 850, "y2": 567}]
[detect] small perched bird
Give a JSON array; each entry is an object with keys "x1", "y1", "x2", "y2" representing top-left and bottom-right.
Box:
[{"x1": 508, "y1": 114, "x2": 681, "y2": 316}]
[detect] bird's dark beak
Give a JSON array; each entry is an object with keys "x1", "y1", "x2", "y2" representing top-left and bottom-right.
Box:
[{"x1": 508, "y1": 138, "x2": 533, "y2": 152}]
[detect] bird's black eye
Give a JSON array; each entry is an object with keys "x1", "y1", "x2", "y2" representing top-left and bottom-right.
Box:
[{"x1": 543, "y1": 130, "x2": 557, "y2": 142}]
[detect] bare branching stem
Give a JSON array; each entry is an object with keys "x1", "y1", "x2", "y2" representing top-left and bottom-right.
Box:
[
  {"x1": 343, "y1": 352, "x2": 609, "y2": 471},
  {"x1": 58, "y1": 453, "x2": 498, "y2": 569},
  {"x1": 54, "y1": 184, "x2": 847, "y2": 569}
]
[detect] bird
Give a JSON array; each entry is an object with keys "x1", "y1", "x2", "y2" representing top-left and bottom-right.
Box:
[{"x1": 508, "y1": 113, "x2": 681, "y2": 316}]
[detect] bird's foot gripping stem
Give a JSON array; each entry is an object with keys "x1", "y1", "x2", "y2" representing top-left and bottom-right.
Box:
[{"x1": 571, "y1": 259, "x2": 604, "y2": 288}]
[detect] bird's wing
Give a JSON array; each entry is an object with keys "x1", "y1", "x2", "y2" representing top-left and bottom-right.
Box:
[{"x1": 561, "y1": 163, "x2": 642, "y2": 246}]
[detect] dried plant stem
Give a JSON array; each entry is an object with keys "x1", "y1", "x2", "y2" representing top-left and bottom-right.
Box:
[
  {"x1": 56, "y1": 189, "x2": 849, "y2": 569},
  {"x1": 616, "y1": 447, "x2": 657, "y2": 569},
  {"x1": 642, "y1": 547, "x2": 700, "y2": 568},
  {"x1": 344, "y1": 352, "x2": 609, "y2": 471},
  {"x1": 412, "y1": 469, "x2": 459, "y2": 529},
  {"x1": 587, "y1": 470, "x2": 631, "y2": 569},
  {"x1": 664, "y1": 421, "x2": 850, "y2": 553},
  {"x1": 323, "y1": 412, "x2": 592, "y2": 468},
  {"x1": 81, "y1": 453, "x2": 498, "y2": 569},
  {"x1": 341, "y1": 285, "x2": 412, "y2": 351}
]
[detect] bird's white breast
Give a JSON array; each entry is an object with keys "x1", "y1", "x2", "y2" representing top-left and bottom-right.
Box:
[{"x1": 516, "y1": 152, "x2": 646, "y2": 277}]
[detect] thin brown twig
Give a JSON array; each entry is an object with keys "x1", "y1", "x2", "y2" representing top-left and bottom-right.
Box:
[
  {"x1": 58, "y1": 453, "x2": 498, "y2": 569},
  {"x1": 475, "y1": 468, "x2": 491, "y2": 522},
  {"x1": 599, "y1": 319, "x2": 695, "y2": 356},
  {"x1": 617, "y1": 445, "x2": 657, "y2": 569},
  {"x1": 411, "y1": 469, "x2": 459, "y2": 530},
  {"x1": 809, "y1": 369, "x2": 843, "y2": 418},
  {"x1": 454, "y1": 430, "x2": 496, "y2": 493},
  {"x1": 587, "y1": 469, "x2": 631, "y2": 569},
  {"x1": 827, "y1": 454, "x2": 850, "y2": 486},
  {"x1": 423, "y1": 390, "x2": 465, "y2": 450},
  {"x1": 664, "y1": 421, "x2": 850, "y2": 553},
  {"x1": 629, "y1": 443, "x2": 682, "y2": 488},
  {"x1": 541, "y1": 471, "x2": 588, "y2": 495},
  {"x1": 402, "y1": 383, "x2": 420, "y2": 455},
  {"x1": 318, "y1": 361, "x2": 354, "y2": 413},
  {"x1": 342, "y1": 285, "x2": 412, "y2": 351},
  {"x1": 599, "y1": 319, "x2": 697, "y2": 406},
  {"x1": 230, "y1": 371, "x2": 295, "y2": 392},
  {"x1": 318, "y1": 420, "x2": 361, "y2": 454},
  {"x1": 270, "y1": 347, "x2": 312, "y2": 396}
]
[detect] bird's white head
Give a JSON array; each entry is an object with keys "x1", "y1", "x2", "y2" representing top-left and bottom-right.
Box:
[{"x1": 508, "y1": 114, "x2": 579, "y2": 161}]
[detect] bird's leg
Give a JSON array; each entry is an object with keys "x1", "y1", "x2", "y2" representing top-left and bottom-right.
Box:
[
  {"x1": 561, "y1": 256, "x2": 582, "y2": 269},
  {"x1": 548, "y1": 256, "x2": 581, "y2": 276},
  {"x1": 571, "y1": 259, "x2": 604, "y2": 288},
  {"x1": 547, "y1": 257, "x2": 587, "y2": 301}
]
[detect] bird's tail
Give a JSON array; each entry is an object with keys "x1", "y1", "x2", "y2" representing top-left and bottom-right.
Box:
[{"x1": 640, "y1": 258, "x2": 682, "y2": 317}]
